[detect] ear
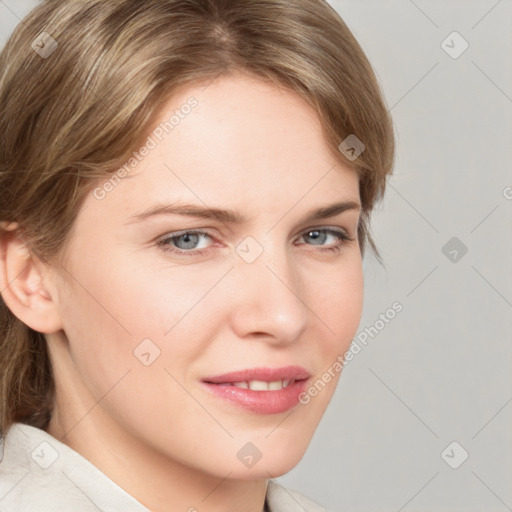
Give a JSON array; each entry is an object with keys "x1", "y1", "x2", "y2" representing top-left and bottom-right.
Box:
[{"x1": 0, "y1": 221, "x2": 63, "y2": 334}]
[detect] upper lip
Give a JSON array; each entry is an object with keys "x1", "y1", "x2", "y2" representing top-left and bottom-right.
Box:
[{"x1": 202, "y1": 365, "x2": 310, "y2": 384}]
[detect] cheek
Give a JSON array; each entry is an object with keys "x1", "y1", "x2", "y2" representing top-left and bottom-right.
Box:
[
  {"x1": 54, "y1": 261, "x2": 209, "y2": 433},
  {"x1": 314, "y1": 256, "x2": 364, "y2": 354},
  {"x1": 55, "y1": 271, "x2": 137, "y2": 398},
  {"x1": 59, "y1": 260, "x2": 229, "y2": 400},
  {"x1": 113, "y1": 257, "x2": 231, "y2": 337}
]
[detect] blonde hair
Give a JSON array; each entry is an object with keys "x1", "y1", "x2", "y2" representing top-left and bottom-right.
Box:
[{"x1": 0, "y1": 0, "x2": 394, "y2": 435}]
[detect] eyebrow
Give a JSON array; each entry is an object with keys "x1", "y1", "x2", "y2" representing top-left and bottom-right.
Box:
[{"x1": 126, "y1": 200, "x2": 361, "y2": 225}]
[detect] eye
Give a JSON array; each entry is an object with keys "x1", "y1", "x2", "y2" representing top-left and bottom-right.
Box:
[
  {"x1": 157, "y1": 230, "x2": 215, "y2": 256},
  {"x1": 296, "y1": 228, "x2": 354, "y2": 254}
]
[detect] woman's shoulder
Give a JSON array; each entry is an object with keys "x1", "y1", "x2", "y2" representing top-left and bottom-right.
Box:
[
  {"x1": 266, "y1": 479, "x2": 332, "y2": 512},
  {"x1": 0, "y1": 422, "x2": 148, "y2": 511}
]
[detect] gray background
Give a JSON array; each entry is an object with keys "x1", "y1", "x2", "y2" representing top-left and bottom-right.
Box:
[{"x1": 1, "y1": 1, "x2": 511, "y2": 511}]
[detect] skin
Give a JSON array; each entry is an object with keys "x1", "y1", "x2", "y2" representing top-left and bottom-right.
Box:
[{"x1": 0, "y1": 73, "x2": 364, "y2": 512}]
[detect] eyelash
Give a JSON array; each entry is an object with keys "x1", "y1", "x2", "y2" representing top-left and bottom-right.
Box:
[{"x1": 156, "y1": 227, "x2": 355, "y2": 257}]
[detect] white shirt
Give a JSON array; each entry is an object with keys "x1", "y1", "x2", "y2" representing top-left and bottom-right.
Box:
[{"x1": 0, "y1": 423, "x2": 329, "y2": 512}]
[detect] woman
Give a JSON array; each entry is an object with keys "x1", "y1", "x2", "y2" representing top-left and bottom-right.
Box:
[{"x1": 0, "y1": 0, "x2": 394, "y2": 510}]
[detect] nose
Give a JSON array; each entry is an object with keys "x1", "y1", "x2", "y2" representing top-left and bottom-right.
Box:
[{"x1": 227, "y1": 238, "x2": 309, "y2": 345}]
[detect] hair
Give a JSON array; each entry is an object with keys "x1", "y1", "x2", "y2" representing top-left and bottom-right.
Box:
[{"x1": 0, "y1": 0, "x2": 394, "y2": 436}]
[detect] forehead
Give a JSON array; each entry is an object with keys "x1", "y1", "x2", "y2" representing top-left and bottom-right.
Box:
[{"x1": 91, "y1": 73, "x2": 360, "y2": 221}]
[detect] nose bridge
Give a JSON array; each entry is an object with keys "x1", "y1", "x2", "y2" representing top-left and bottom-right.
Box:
[{"x1": 229, "y1": 232, "x2": 309, "y2": 342}]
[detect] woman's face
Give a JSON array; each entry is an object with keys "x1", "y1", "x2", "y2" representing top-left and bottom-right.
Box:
[{"x1": 47, "y1": 73, "x2": 363, "y2": 480}]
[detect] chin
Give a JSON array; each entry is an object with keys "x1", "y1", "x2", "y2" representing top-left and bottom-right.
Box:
[
  {"x1": 232, "y1": 427, "x2": 314, "y2": 480},
  {"x1": 229, "y1": 449, "x2": 308, "y2": 481}
]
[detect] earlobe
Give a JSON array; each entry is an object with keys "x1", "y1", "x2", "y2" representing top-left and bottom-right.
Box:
[{"x1": 0, "y1": 221, "x2": 63, "y2": 334}]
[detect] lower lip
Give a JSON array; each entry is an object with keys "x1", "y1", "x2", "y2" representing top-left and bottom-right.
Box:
[{"x1": 201, "y1": 379, "x2": 309, "y2": 414}]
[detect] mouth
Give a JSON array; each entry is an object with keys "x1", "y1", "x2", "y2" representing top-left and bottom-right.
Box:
[{"x1": 201, "y1": 366, "x2": 311, "y2": 414}]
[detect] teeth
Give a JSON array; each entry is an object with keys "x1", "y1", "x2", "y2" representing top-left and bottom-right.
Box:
[
  {"x1": 248, "y1": 380, "x2": 269, "y2": 391},
  {"x1": 227, "y1": 379, "x2": 297, "y2": 390}
]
